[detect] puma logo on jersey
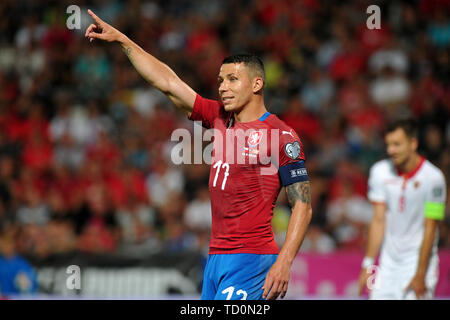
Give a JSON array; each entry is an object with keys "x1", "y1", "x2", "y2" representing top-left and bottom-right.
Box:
[{"x1": 282, "y1": 130, "x2": 294, "y2": 138}]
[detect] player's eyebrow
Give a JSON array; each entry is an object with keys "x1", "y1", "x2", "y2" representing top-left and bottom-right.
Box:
[{"x1": 218, "y1": 73, "x2": 238, "y2": 79}]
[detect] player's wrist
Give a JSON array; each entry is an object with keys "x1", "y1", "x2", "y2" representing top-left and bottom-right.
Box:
[
  {"x1": 277, "y1": 250, "x2": 295, "y2": 266},
  {"x1": 361, "y1": 256, "x2": 375, "y2": 269},
  {"x1": 415, "y1": 269, "x2": 426, "y2": 278},
  {"x1": 117, "y1": 33, "x2": 130, "y2": 46}
]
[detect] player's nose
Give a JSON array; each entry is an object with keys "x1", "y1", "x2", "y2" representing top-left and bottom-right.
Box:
[
  {"x1": 219, "y1": 80, "x2": 228, "y2": 94},
  {"x1": 386, "y1": 145, "x2": 395, "y2": 156}
]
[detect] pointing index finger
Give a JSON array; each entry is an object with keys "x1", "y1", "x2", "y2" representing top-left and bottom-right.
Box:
[{"x1": 88, "y1": 9, "x2": 103, "y2": 25}]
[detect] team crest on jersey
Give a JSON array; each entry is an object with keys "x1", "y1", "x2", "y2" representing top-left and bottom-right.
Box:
[
  {"x1": 285, "y1": 141, "x2": 301, "y2": 159},
  {"x1": 248, "y1": 131, "x2": 263, "y2": 148},
  {"x1": 414, "y1": 181, "x2": 420, "y2": 189}
]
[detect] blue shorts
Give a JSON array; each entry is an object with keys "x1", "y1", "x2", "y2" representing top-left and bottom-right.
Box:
[{"x1": 201, "y1": 253, "x2": 278, "y2": 300}]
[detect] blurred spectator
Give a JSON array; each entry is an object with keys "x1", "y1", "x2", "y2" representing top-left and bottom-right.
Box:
[
  {"x1": 301, "y1": 67, "x2": 335, "y2": 114},
  {"x1": 369, "y1": 36, "x2": 411, "y2": 118},
  {"x1": 368, "y1": 36, "x2": 409, "y2": 75},
  {"x1": 421, "y1": 124, "x2": 446, "y2": 165},
  {"x1": 146, "y1": 155, "x2": 185, "y2": 208},
  {"x1": 76, "y1": 183, "x2": 118, "y2": 253},
  {"x1": 184, "y1": 186, "x2": 212, "y2": 231},
  {"x1": 0, "y1": 229, "x2": 38, "y2": 296},
  {"x1": 74, "y1": 44, "x2": 112, "y2": 100},
  {"x1": 272, "y1": 205, "x2": 290, "y2": 247},
  {"x1": 184, "y1": 186, "x2": 212, "y2": 253},
  {"x1": 427, "y1": 11, "x2": 450, "y2": 48},
  {"x1": 15, "y1": 224, "x2": 51, "y2": 259},
  {"x1": 115, "y1": 194, "x2": 160, "y2": 255},
  {"x1": 45, "y1": 220, "x2": 77, "y2": 254},
  {"x1": 327, "y1": 160, "x2": 368, "y2": 202},
  {"x1": 163, "y1": 219, "x2": 197, "y2": 253},
  {"x1": 14, "y1": 14, "x2": 46, "y2": 50},
  {"x1": 280, "y1": 95, "x2": 322, "y2": 147},
  {"x1": 329, "y1": 37, "x2": 366, "y2": 81},
  {"x1": 0, "y1": 155, "x2": 15, "y2": 223},
  {"x1": 53, "y1": 132, "x2": 85, "y2": 170},
  {"x1": 15, "y1": 186, "x2": 50, "y2": 226},
  {"x1": 300, "y1": 223, "x2": 337, "y2": 253},
  {"x1": 326, "y1": 180, "x2": 372, "y2": 250},
  {"x1": 369, "y1": 67, "x2": 410, "y2": 113},
  {"x1": 21, "y1": 132, "x2": 53, "y2": 173}
]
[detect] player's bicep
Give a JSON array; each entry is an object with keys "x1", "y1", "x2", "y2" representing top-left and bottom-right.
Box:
[
  {"x1": 285, "y1": 181, "x2": 311, "y2": 208},
  {"x1": 165, "y1": 75, "x2": 197, "y2": 116},
  {"x1": 371, "y1": 202, "x2": 387, "y2": 224},
  {"x1": 278, "y1": 159, "x2": 310, "y2": 208}
]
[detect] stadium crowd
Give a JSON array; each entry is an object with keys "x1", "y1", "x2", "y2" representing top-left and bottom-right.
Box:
[{"x1": 0, "y1": 0, "x2": 449, "y2": 263}]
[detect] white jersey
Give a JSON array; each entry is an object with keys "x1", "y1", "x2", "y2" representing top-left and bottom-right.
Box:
[{"x1": 367, "y1": 157, "x2": 446, "y2": 268}]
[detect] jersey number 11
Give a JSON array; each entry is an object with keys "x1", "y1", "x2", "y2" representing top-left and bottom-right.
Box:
[{"x1": 213, "y1": 160, "x2": 230, "y2": 190}]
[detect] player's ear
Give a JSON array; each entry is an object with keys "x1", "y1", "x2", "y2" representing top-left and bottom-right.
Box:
[
  {"x1": 411, "y1": 137, "x2": 418, "y2": 151},
  {"x1": 252, "y1": 77, "x2": 264, "y2": 94}
]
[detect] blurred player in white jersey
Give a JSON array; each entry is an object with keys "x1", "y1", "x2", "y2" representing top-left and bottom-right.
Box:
[{"x1": 358, "y1": 119, "x2": 447, "y2": 299}]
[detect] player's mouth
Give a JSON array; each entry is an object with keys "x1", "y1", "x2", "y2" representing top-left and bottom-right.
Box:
[{"x1": 222, "y1": 96, "x2": 234, "y2": 104}]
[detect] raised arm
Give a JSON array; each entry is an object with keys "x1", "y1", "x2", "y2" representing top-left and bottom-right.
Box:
[
  {"x1": 85, "y1": 9, "x2": 196, "y2": 116},
  {"x1": 262, "y1": 181, "x2": 312, "y2": 300}
]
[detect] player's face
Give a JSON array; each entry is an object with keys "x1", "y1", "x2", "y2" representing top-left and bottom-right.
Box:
[
  {"x1": 385, "y1": 128, "x2": 418, "y2": 167},
  {"x1": 218, "y1": 63, "x2": 253, "y2": 112}
]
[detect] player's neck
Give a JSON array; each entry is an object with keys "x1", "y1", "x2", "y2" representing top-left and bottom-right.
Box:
[
  {"x1": 398, "y1": 153, "x2": 422, "y2": 175},
  {"x1": 233, "y1": 97, "x2": 267, "y2": 123}
]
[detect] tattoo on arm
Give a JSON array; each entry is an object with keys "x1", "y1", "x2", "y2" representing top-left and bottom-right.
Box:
[
  {"x1": 286, "y1": 181, "x2": 311, "y2": 207},
  {"x1": 123, "y1": 46, "x2": 131, "y2": 56}
]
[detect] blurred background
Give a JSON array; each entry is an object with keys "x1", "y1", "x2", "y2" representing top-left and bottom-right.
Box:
[{"x1": 0, "y1": 0, "x2": 449, "y2": 299}]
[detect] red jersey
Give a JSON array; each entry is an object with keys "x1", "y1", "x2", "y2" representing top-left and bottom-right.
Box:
[{"x1": 189, "y1": 94, "x2": 308, "y2": 254}]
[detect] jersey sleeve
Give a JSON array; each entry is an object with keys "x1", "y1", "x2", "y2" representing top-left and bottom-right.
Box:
[
  {"x1": 188, "y1": 94, "x2": 223, "y2": 129},
  {"x1": 367, "y1": 163, "x2": 386, "y2": 203},
  {"x1": 277, "y1": 129, "x2": 308, "y2": 187},
  {"x1": 424, "y1": 171, "x2": 447, "y2": 220}
]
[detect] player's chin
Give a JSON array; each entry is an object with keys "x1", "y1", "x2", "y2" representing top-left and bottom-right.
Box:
[
  {"x1": 224, "y1": 102, "x2": 246, "y2": 113},
  {"x1": 223, "y1": 103, "x2": 236, "y2": 112},
  {"x1": 390, "y1": 155, "x2": 401, "y2": 163},
  {"x1": 392, "y1": 157, "x2": 406, "y2": 167}
]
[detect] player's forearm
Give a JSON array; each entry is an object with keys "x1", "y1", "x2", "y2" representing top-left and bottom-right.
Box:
[
  {"x1": 86, "y1": 10, "x2": 195, "y2": 114},
  {"x1": 415, "y1": 219, "x2": 437, "y2": 277},
  {"x1": 364, "y1": 205, "x2": 385, "y2": 259},
  {"x1": 280, "y1": 181, "x2": 312, "y2": 265},
  {"x1": 365, "y1": 220, "x2": 384, "y2": 259},
  {"x1": 119, "y1": 35, "x2": 177, "y2": 93},
  {"x1": 278, "y1": 202, "x2": 312, "y2": 266}
]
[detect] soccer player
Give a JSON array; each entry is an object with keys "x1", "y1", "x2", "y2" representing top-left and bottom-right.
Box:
[
  {"x1": 85, "y1": 10, "x2": 312, "y2": 300},
  {"x1": 358, "y1": 119, "x2": 447, "y2": 299}
]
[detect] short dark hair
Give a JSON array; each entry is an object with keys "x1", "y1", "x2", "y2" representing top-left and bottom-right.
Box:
[
  {"x1": 222, "y1": 53, "x2": 265, "y2": 84},
  {"x1": 385, "y1": 118, "x2": 418, "y2": 139}
]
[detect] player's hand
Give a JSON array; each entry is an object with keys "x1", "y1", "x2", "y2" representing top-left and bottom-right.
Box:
[
  {"x1": 357, "y1": 268, "x2": 371, "y2": 296},
  {"x1": 405, "y1": 274, "x2": 427, "y2": 299},
  {"x1": 262, "y1": 260, "x2": 290, "y2": 300},
  {"x1": 85, "y1": 9, "x2": 122, "y2": 43}
]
